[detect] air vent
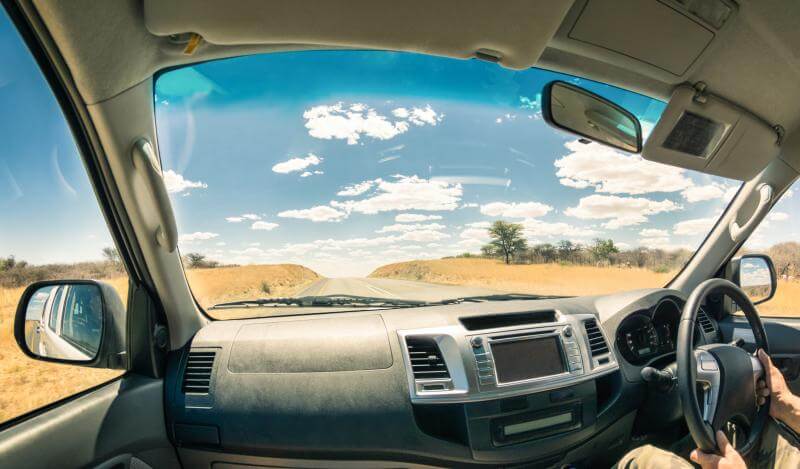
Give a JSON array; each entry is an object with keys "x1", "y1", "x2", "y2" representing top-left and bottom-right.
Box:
[
  {"x1": 406, "y1": 336, "x2": 450, "y2": 380},
  {"x1": 182, "y1": 350, "x2": 217, "y2": 394},
  {"x1": 697, "y1": 309, "x2": 715, "y2": 334},
  {"x1": 583, "y1": 319, "x2": 609, "y2": 357}
]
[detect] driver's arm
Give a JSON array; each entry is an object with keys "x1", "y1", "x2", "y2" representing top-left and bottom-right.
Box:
[{"x1": 758, "y1": 349, "x2": 800, "y2": 434}]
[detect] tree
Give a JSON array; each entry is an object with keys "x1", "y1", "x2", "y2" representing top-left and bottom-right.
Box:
[
  {"x1": 101, "y1": 247, "x2": 121, "y2": 264},
  {"x1": 589, "y1": 238, "x2": 619, "y2": 263},
  {"x1": 483, "y1": 221, "x2": 528, "y2": 264},
  {"x1": 531, "y1": 243, "x2": 557, "y2": 263},
  {"x1": 556, "y1": 240, "x2": 581, "y2": 263},
  {"x1": 184, "y1": 252, "x2": 208, "y2": 268}
]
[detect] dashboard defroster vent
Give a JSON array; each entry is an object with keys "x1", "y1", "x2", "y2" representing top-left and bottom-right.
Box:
[
  {"x1": 182, "y1": 350, "x2": 217, "y2": 394},
  {"x1": 583, "y1": 319, "x2": 609, "y2": 357},
  {"x1": 697, "y1": 309, "x2": 715, "y2": 334},
  {"x1": 406, "y1": 336, "x2": 450, "y2": 380}
]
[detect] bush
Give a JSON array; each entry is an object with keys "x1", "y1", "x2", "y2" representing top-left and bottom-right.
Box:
[{"x1": 260, "y1": 281, "x2": 271, "y2": 295}]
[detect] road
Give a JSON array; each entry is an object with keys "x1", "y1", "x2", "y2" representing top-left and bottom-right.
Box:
[{"x1": 297, "y1": 277, "x2": 502, "y2": 302}]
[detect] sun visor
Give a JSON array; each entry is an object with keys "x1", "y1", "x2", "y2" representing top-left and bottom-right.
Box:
[{"x1": 642, "y1": 85, "x2": 781, "y2": 181}]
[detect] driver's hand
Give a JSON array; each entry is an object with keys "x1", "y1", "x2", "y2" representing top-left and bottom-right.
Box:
[
  {"x1": 757, "y1": 349, "x2": 800, "y2": 431},
  {"x1": 689, "y1": 430, "x2": 746, "y2": 469}
]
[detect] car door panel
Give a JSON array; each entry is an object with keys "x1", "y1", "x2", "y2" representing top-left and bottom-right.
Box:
[{"x1": 0, "y1": 375, "x2": 179, "y2": 468}]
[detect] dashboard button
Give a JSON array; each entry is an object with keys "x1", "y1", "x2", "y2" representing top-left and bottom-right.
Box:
[
  {"x1": 563, "y1": 326, "x2": 573, "y2": 337},
  {"x1": 470, "y1": 336, "x2": 484, "y2": 348}
]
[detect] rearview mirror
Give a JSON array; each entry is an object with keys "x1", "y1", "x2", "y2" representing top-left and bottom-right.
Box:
[
  {"x1": 543, "y1": 81, "x2": 642, "y2": 153},
  {"x1": 14, "y1": 280, "x2": 127, "y2": 368},
  {"x1": 733, "y1": 254, "x2": 777, "y2": 305}
]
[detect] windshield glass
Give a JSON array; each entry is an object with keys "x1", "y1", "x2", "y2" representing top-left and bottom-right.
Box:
[{"x1": 154, "y1": 51, "x2": 737, "y2": 318}]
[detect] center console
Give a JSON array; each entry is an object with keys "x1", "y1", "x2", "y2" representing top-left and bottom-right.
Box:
[{"x1": 398, "y1": 310, "x2": 621, "y2": 463}]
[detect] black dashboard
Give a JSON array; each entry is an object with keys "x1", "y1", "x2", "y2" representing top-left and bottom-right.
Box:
[{"x1": 164, "y1": 288, "x2": 721, "y2": 468}]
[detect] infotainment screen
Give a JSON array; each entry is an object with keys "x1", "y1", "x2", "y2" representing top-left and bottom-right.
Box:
[{"x1": 491, "y1": 336, "x2": 565, "y2": 383}]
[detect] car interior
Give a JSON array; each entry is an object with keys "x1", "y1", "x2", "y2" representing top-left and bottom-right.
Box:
[{"x1": 4, "y1": 0, "x2": 800, "y2": 468}]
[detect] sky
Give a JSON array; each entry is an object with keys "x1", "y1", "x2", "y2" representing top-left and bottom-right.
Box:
[{"x1": 0, "y1": 7, "x2": 798, "y2": 277}]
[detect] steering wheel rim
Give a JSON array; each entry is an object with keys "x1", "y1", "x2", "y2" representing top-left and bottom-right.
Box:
[{"x1": 677, "y1": 278, "x2": 770, "y2": 456}]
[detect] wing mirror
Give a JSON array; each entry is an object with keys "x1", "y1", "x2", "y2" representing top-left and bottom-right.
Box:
[
  {"x1": 14, "y1": 280, "x2": 127, "y2": 368},
  {"x1": 731, "y1": 254, "x2": 777, "y2": 305},
  {"x1": 543, "y1": 81, "x2": 643, "y2": 153}
]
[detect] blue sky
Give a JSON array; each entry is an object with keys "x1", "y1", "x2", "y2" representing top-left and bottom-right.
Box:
[
  {"x1": 153, "y1": 51, "x2": 752, "y2": 277},
  {"x1": 0, "y1": 6, "x2": 797, "y2": 276}
]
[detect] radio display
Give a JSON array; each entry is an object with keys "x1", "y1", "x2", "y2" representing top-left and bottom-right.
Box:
[{"x1": 491, "y1": 336, "x2": 565, "y2": 383}]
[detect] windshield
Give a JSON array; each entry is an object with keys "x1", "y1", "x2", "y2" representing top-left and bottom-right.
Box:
[{"x1": 154, "y1": 51, "x2": 737, "y2": 318}]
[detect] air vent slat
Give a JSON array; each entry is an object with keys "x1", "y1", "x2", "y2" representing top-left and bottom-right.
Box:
[
  {"x1": 182, "y1": 350, "x2": 217, "y2": 394},
  {"x1": 406, "y1": 336, "x2": 450, "y2": 380},
  {"x1": 697, "y1": 309, "x2": 715, "y2": 334},
  {"x1": 583, "y1": 319, "x2": 610, "y2": 357}
]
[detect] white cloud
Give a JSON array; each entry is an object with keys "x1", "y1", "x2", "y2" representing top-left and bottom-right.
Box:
[
  {"x1": 673, "y1": 217, "x2": 716, "y2": 236},
  {"x1": 278, "y1": 205, "x2": 348, "y2": 222},
  {"x1": 768, "y1": 211, "x2": 789, "y2": 222},
  {"x1": 163, "y1": 170, "x2": 207, "y2": 194},
  {"x1": 226, "y1": 213, "x2": 261, "y2": 223},
  {"x1": 215, "y1": 242, "x2": 227, "y2": 246},
  {"x1": 554, "y1": 140, "x2": 692, "y2": 195},
  {"x1": 565, "y1": 194, "x2": 682, "y2": 229},
  {"x1": 271, "y1": 153, "x2": 322, "y2": 174},
  {"x1": 300, "y1": 170, "x2": 324, "y2": 178},
  {"x1": 337, "y1": 180, "x2": 375, "y2": 196},
  {"x1": 465, "y1": 221, "x2": 492, "y2": 229},
  {"x1": 400, "y1": 229, "x2": 450, "y2": 242},
  {"x1": 376, "y1": 223, "x2": 446, "y2": 233},
  {"x1": 638, "y1": 237, "x2": 691, "y2": 251},
  {"x1": 331, "y1": 175, "x2": 462, "y2": 214},
  {"x1": 304, "y1": 103, "x2": 442, "y2": 145},
  {"x1": 251, "y1": 221, "x2": 279, "y2": 231},
  {"x1": 639, "y1": 228, "x2": 669, "y2": 237},
  {"x1": 179, "y1": 232, "x2": 219, "y2": 242},
  {"x1": 480, "y1": 201, "x2": 553, "y2": 219},
  {"x1": 395, "y1": 213, "x2": 442, "y2": 222},
  {"x1": 681, "y1": 183, "x2": 736, "y2": 203},
  {"x1": 521, "y1": 219, "x2": 599, "y2": 238}
]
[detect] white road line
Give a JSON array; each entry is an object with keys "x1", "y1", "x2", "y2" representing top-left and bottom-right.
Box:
[{"x1": 361, "y1": 280, "x2": 399, "y2": 298}]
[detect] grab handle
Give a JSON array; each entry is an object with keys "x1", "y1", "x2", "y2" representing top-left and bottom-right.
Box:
[
  {"x1": 131, "y1": 138, "x2": 178, "y2": 253},
  {"x1": 729, "y1": 183, "x2": 773, "y2": 243}
]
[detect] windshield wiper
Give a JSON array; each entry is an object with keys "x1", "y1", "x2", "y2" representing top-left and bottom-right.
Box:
[
  {"x1": 208, "y1": 294, "x2": 451, "y2": 310},
  {"x1": 455, "y1": 293, "x2": 570, "y2": 302}
]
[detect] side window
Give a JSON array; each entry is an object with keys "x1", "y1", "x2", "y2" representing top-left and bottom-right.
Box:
[
  {"x1": 0, "y1": 10, "x2": 127, "y2": 423},
  {"x1": 47, "y1": 286, "x2": 64, "y2": 331},
  {"x1": 741, "y1": 179, "x2": 800, "y2": 317}
]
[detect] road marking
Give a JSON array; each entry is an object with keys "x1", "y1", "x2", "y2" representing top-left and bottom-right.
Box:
[{"x1": 362, "y1": 280, "x2": 399, "y2": 298}]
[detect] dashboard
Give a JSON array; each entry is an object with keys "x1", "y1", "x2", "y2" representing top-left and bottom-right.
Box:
[{"x1": 164, "y1": 288, "x2": 721, "y2": 468}]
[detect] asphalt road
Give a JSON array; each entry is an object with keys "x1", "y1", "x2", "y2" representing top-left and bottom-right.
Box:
[{"x1": 297, "y1": 277, "x2": 502, "y2": 302}]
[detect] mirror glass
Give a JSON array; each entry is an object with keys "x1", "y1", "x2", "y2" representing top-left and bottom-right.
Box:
[
  {"x1": 23, "y1": 283, "x2": 103, "y2": 362},
  {"x1": 739, "y1": 257, "x2": 774, "y2": 304},
  {"x1": 545, "y1": 81, "x2": 641, "y2": 153}
]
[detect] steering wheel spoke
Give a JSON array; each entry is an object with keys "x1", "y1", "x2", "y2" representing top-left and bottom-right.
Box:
[{"x1": 695, "y1": 349, "x2": 721, "y2": 425}]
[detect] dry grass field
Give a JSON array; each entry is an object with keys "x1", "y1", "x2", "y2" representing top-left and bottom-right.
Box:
[
  {"x1": 0, "y1": 263, "x2": 318, "y2": 423},
  {"x1": 371, "y1": 258, "x2": 800, "y2": 318}
]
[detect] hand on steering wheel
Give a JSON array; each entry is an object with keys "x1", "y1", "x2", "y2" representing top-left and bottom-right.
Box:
[
  {"x1": 690, "y1": 430, "x2": 746, "y2": 469},
  {"x1": 678, "y1": 278, "x2": 770, "y2": 457}
]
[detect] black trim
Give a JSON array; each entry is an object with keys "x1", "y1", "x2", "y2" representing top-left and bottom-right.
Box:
[{"x1": 542, "y1": 80, "x2": 643, "y2": 153}]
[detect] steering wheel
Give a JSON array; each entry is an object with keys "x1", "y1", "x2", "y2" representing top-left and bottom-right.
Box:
[{"x1": 677, "y1": 278, "x2": 770, "y2": 456}]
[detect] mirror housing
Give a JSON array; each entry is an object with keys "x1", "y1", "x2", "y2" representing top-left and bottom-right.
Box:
[
  {"x1": 543, "y1": 80, "x2": 642, "y2": 153},
  {"x1": 14, "y1": 279, "x2": 127, "y2": 369},
  {"x1": 731, "y1": 254, "x2": 777, "y2": 305}
]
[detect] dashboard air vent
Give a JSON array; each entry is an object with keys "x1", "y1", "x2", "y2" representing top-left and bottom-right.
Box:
[
  {"x1": 697, "y1": 309, "x2": 715, "y2": 334},
  {"x1": 583, "y1": 319, "x2": 609, "y2": 357},
  {"x1": 406, "y1": 336, "x2": 450, "y2": 380},
  {"x1": 182, "y1": 350, "x2": 217, "y2": 394}
]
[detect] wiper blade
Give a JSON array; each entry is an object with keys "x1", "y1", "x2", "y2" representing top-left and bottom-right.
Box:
[
  {"x1": 456, "y1": 293, "x2": 569, "y2": 302},
  {"x1": 208, "y1": 294, "x2": 444, "y2": 310}
]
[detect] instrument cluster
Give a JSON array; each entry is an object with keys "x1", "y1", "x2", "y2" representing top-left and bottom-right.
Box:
[{"x1": 615, "y1": 298, "x2": 682, "y2": 365}]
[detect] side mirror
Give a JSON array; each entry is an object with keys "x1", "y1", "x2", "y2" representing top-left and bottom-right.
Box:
[
  {"x1": 732, "y1": 254, "x2": 777, "y2": 305},
  {"x1": 543, "y1": 81, "x2": 643, "y2": 153},
  {"x1": 14, "y1": 280, "x2": 127, "y2": 368}
]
